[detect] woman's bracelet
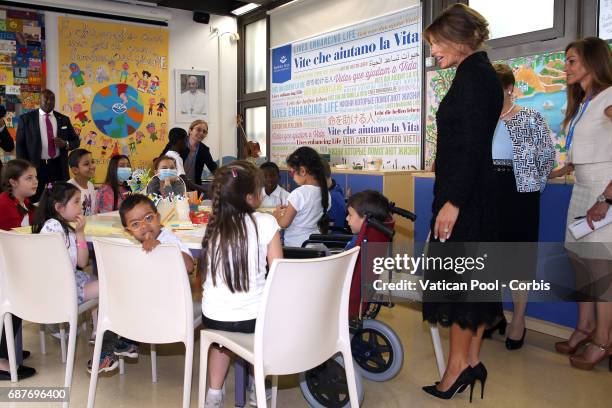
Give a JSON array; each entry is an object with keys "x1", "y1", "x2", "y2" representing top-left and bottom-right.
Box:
[{"x1": 76, "y1": 240, "x2": 88, "y2": 249}]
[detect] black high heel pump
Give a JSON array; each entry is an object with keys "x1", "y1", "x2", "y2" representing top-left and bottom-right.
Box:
[
  {"x1": 483, "y1": 317, "x2": 507, "y2": 339},
  {"x1": 470, "y1": 362, "x2": 487, "y2": 401},
  {"x1": 423, "y1": 366, "x2": 476, "y2": 401},
  {"x1": 505, "y1": 328, "x2": 526, "y2": 350}
]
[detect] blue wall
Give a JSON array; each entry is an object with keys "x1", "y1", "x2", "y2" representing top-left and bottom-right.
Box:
[{"x1": 414, "y1": 176, "x2": 577, "y2": 328}]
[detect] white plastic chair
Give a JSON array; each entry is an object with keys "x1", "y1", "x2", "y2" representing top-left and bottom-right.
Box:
[
  {"x1": 88, "y1": 238, "x2": 196, "y2": 408},
  {"x1": 0, "y1": 230, "x2": 97, "y2": 387},
  {"x1": 198, "y1": 246, "x2": 361, "y2": 408},
  {"x1": 118, "y1": 301, "x2": 202, "y2": 383},
  {"x1": 40, "y1": 299, "x2": 98, "y2": 363}
]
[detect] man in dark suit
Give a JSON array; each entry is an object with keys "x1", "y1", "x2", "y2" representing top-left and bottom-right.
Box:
[{"x1": 16, "y1": 89, "x2": 80, "y2": 200}]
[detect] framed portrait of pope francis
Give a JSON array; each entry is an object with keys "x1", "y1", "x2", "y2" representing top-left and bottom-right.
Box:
[{"x1": 176, "y1": 69, "x2": 209, "y2": 122}]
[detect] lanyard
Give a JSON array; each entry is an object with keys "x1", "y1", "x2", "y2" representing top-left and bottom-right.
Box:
[{"x1": 565, "y1": 94, "x2": 592, "y2": 152}]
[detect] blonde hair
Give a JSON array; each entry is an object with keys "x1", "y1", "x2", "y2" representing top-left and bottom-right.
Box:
[
  {"x1": 424, "y1": 3, "x2": 489, "y2": 51},
  {"x1": 189, "y1": 119, "x2": 208, "y2": 134}
]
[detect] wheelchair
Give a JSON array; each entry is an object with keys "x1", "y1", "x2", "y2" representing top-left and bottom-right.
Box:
[{"x1": 283, "y1": 204, "x2": 416, "y2": 408}]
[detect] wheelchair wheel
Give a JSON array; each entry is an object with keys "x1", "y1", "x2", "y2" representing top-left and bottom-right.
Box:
[
  {"x1": 299, "y1": 354, "x2": 364, "y2": 408},
  {"x1": 351, "y1": 319, "x2": 403, "y2": 382}
]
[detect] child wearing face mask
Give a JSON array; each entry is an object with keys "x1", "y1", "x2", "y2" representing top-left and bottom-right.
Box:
[
  {"x1": 146, "y1": 156, "x2": 186, "y2": 198},
  {"x1": 96, "y1": 154, "x2": 132, "y2": 213}
]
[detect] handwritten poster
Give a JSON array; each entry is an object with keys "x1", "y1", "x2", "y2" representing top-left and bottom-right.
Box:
[
  {"x1": 58, "y1": 16, "x2": 169, "y2": 182},
  {"x1": 271, "y1": 7, "x2": 422, "y2": 169}
]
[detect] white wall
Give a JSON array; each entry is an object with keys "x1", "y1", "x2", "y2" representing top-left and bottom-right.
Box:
[
  {"x1": 270, "y1": 0, "x2": 421, "y2": 48},
  {"x1": 43, "y1": 5, "x2": 238, "y2": 160}
]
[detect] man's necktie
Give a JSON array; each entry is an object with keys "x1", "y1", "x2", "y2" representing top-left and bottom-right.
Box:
[{"x1": 45, "y1": 113, "x2": 56, "y2": 158}]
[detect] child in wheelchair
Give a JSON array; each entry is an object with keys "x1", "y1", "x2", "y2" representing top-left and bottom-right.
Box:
[{"x1": 294, "y1": 190, "x2": 416, "y2": 406}]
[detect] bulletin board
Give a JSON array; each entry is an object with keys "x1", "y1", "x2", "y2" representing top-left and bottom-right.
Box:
[
  {"x1": 0, "y1": 7, "x2": 45, "y2": 163},
  {"x1": 58, "y1": 16, "x2": 169, "y2": 182}
]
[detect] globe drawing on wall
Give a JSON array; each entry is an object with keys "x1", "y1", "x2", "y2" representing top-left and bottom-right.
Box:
[{"x1": 92, "y1": 84, "x2": 144, "y2": 138}]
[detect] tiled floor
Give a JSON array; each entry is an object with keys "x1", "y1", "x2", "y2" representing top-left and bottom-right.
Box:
[{"x1": 4, "y1": 303, "x2": 611, "y2": 407}]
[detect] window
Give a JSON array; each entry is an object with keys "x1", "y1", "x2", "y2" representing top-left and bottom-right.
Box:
[
  {"x1": 245, "y1": 18, "x2": 267, "y2": 93},
  {"x1": 238, "y1": 11, "x2": 269, "y2": 161},
  {"x1": 468, "y1": 0, "x2": 565, "y2": 49},
  {"x1": 470, "y1": 0, "x2": 555, "y2": 39}
]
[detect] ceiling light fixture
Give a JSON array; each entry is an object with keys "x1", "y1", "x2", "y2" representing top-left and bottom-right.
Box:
[{"x1": 231, "y1": 3, "x2": 260, "y2": 16}]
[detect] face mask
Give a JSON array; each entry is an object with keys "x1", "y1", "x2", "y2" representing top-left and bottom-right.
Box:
[
  {"x1": 158, "y1": 168, "x2": 177, "y2": 181},
  {"x1": 117, "y1": 167, "x2": 132, "y2": 182}
]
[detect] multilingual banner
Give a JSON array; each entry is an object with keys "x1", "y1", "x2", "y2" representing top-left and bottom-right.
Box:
[{"x1": 270, "y1": 7, "x2": 422, "y2": 169}]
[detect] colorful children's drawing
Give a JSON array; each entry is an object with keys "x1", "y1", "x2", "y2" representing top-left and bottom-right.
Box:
[
  {"x1": 135, "y1": 130, "x2": 144, "y2": 144},
  {"x1": 69, "y1": 62, "x2": 85, "y2": 87},
  {"x1": 85, "y1": 130, "x2": 97, "y2": 146},
  {"x1": 73, "y1": 103, "x2": 90, "y2": 125},
  {"x1": 148, "y1": 75, "x2": 160, "y2": 94},
  {"x1": 137, "y1": 70, "x2": 151, "y2": 93},
  {"x1": 120, "y1": 62, "x2": 129, "y2": 83},
  {"x1": 96, "y1": 66, "x2": 109, "y2": 83},
  {"x1": 156, "y1": 97, "x2": 166, "y2": 117},
  {"x1": 159, "y1": 122, "x2": 167, "y2": 142},
  {"x1": 146, "y1": 122, "x2": 157, "y2": 141},
  {"x1": 128, "y1": 137, "x2": 137, "y2": 154}
]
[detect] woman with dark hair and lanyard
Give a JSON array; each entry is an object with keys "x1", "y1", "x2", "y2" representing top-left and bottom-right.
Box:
[{"x1": 551, "y1": 37, "x2": 612, "y2": 371}]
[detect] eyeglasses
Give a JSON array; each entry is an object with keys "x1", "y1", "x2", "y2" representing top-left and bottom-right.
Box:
[{"x1": 127, "y1": 213, "x2": 157, "y2": 230}]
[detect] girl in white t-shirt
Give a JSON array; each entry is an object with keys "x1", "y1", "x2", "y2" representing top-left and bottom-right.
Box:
[
  {"x1": 273, "y1": 146, "x2": 330, "y2": 247},
  {"x1": 32, "y1": 182, "x2": 99, "y2": 306},
  {"x1": 201, "y1": 161, "x2": 282, "y2": 407}
]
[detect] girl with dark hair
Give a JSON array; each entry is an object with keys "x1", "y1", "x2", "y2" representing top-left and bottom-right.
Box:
[
  {"x1": 32, "y1": 181, "x2": 98, "y2": 307},
  {"x1": 0, "y1": 159, "x2": 38, "y2": 380},
  {"x1": 552, "y1": 37, "x2": 612, "y2": 371},
  {"x1": 0, "y1": 159, "x2": 38, "y2": 230},
  {"x1": 96, "y1": 155, "x2": 131, "y2": 213},
  {"x1": 273, "y1": 146, "x2": 331, "y2": 247},
  {"x1": 200, "y1": 161, "x2": 282, "y2": 407}
]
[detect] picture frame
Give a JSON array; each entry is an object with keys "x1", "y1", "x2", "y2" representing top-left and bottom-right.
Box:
[{"x1": 175, "y1": 69, "x2": 209, "y2": 123}]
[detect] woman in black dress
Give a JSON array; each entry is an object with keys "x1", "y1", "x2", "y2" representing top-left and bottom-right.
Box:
[{"x1": 422, "y1": 4, "x2": 504, "y2": 400}]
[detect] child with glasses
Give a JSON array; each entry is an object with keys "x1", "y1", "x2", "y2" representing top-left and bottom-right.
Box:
[{"x1": 86, "y1": 194, "x2": 194, "y2": 374}]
